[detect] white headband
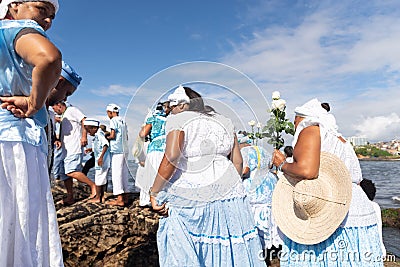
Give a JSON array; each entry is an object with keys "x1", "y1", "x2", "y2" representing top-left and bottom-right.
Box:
[
  {"x1": 0, "y1": 0, "x2": 59, "y2": 19},
  {"x1": 83, "y1": 118, "x2": 100, "y2": 127},
  {"x1": 168, "y1": 85, "x2": 190, "y2": 106}
]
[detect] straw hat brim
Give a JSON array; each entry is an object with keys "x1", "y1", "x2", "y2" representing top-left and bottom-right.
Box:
[{"x1": 272, "y1": 151, "x2": 352, "y2": 245}]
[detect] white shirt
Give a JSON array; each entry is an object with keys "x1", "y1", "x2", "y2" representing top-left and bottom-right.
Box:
[
  {"x1": 61, "y1": 106, "x2": 85, "y2": 155},
  {"x1": 109, "y1": 116, "x2": 128, "y2": 154}
]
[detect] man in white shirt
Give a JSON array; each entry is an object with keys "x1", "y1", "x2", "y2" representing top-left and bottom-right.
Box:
[
  {"x1": 52, "y1": 101, "x2": 96, "y2": 205},
  {"x1": 106, "y1": 103, "x2": 129, "y2": 206}
]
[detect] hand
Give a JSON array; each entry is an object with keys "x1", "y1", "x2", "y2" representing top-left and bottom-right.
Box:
[
  {"x1": 0, "y1": 96, "x2": 39, "y2": 118},
  {"x1": 54, "y1": 140, "x2": 62, "y2": 149},
  {"x1": 272, "y1": 149, "x2": 286, "y2": 168},
  {"x1": 98, "y1": 157, "x2": 103, "y2": 167},
  {"x1": 150, "y1": 195, "x2": 168, "y2": 217},
  {"x1": 80, "y1": 136, "x2": 88, "y2": 147},
  {"x1": 84, "y1": 148, "x2": 93, "y2": 154}
]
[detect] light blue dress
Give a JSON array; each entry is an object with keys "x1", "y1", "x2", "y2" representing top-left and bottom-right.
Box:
[
  {"x1": 156, "y1": 111, "x2": 266, "y2": 267},
  {"x1": 241, "y1": 145, "x2": 282, "y2": 249},
  {"x1": 0, "y1": 20, "x2": 63, "y2": 266}
]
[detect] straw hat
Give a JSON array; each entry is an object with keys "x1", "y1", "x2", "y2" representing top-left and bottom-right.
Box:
[{"x1": 272, "y1": 151, "x2": 352, "y2": 245}]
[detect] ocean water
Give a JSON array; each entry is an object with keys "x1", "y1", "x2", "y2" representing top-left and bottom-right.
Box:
[{"x1": 359, "y1": 160, "x2": 400, "y2": 209}]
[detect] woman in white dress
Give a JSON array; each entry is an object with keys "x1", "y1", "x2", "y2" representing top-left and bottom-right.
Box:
[
  {"x1": 0, "y1": 0, "x2": 64, "y2": 266},
  {"x1": 271, "y1": 99, "x2": 383, "y2": 266},
  {"x1": 149, "y1": 86, "x2": 266, "y2": 266}
]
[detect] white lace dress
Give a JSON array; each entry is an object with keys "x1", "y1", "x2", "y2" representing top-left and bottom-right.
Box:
[{"x1": 156, "y1": 111, "x2": 266, "y2": 267}]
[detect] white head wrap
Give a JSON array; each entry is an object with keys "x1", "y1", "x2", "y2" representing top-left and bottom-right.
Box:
[
  {"x1": 294, "y1": 98, "x2": 341, "y2": 139},
  {"x1": 83, "y1": 118, "x2": 100, "y2": 127},
  {"x1": 0, "y1": 0, "x2": 59, "y2": 19},
  {"x1": 168, "y1": 85, "x2": 190, "y2": 106},
  {"x1": 106, "y1": 103, "x2": 120, "y2": 112}
]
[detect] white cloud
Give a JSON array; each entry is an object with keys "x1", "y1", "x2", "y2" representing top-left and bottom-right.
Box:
[
  {"x1": 219, "y1": 1, "x2": 400, "y2": 143},
  {"x1": 353, "y1": 113, "x2": 400, "y2": 142},
  {"x1": 92, "y1": 84, "x2": 137, "y2": 97}
]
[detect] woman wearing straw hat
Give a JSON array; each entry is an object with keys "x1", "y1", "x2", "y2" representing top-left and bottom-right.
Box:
[
  {"x1": 271, "y1": 99, "x2": 383, "y2": 266},
  {"x1": 0, "y1": 0, "x2": 64, "y2": 266},
  {"x1": 149, "y1": 86, "x2": 266, "y2": 266}
]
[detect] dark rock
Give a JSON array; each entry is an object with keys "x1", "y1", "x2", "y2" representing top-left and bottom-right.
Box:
[{"x1": 52, "y1": 180, "x2": 159, "y2": 267}]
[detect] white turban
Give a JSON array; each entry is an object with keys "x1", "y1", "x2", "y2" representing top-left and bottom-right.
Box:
[
  {"x1": 0, "y1": 0, "x2": 59, "y2": 19},
  {"x1": 168, "y1": 85, "x2": 190, "y2": 106},
  {"x1": 294, "y1": 98, "x2": 341, "y2": 138}
]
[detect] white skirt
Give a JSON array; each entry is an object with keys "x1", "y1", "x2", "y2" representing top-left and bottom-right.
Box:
[
  {"x1": 0, "y1": 141, "x2": 64, "y2": 267},
  {"x1": 137, "y1": 151, "x2": 164, "y2": 206}
]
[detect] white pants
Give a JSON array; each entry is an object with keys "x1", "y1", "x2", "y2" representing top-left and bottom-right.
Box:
[
  {"x1": 0, "y1": 141, "x2": 64, "y2": 267},
  {"x1": 111, "y1": 153, "x2": 129, "y2": 195}
]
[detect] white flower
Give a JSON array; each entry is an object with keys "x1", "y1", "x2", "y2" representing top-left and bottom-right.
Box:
[
  {"x1": 257, "y1": 122, "x2": 262, "y2": 128},
  {"x1": 272, "y1": 91, "x2": 280, "y2": 100},
  {"x1": 272, "y1": 99, "x2": 286, "y2": 111},
  {"x1": 248, "y1": 120, "x2": 256, "y2": 127}
]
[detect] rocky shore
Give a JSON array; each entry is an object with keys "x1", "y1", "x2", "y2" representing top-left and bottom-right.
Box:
[
  {"x1": 52, "y1": 180, "x2": 160, "y2": 267},
  {"x1": 53, "y1": 181, "x2": 399, "y2": 266}
]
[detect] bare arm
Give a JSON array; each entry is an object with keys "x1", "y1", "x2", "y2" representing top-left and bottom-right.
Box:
[
  {"x1": 98, "y1": 145, "x2": 108, "y2": 167},
  {"x1": 139, "y1": 124, "x2": 152, "y2": 138},
  {"x1": 272, "y1": 125, "x2": 321, "y2": 180},
  {"x1": 150, "y1": 130, "x2": 184, "y2": 215},
  {"x1": 0, "y1": 32, "x2": 61, "y2": 117},
  {"x1": 80, "y1": 118, "x2": 88, "y2": 147},
  {"x1": 230, "y1": 135, "x2": 243, "y2": 175},
  {"x1": 107, "y1": 129, "x2": 116, "y2": 140}
]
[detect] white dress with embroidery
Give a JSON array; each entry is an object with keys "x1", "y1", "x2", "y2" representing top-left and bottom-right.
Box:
[{"x1": 156, "y1": 111, "x2": 266, "y2": 267}]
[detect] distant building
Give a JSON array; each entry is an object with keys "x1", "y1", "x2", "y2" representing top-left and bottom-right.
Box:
[{"x1": 349, "y1": 136, "x2": 368, "y2": 147}]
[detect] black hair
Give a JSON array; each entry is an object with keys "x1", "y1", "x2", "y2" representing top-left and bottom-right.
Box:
[
  {"x1": 183, "y1": 86, "x2": 214, "y2": 116},
  {"x1": 360, "y1": 179, "x2": 376, "y2": 201},
  {"x1": 284, "y1": 146, "x2": 293, "y2": 157},
  {"x1": 321, "y1": 102, "x2": 330, "y2": 112}
]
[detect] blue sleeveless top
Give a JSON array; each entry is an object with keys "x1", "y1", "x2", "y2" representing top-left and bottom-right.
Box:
[
  {"x1": 146, "y1": 114, "x2": 167, "y2": 153},
  {"x1": 0, "y1": 20, "x2": 49, "y2": 152}
]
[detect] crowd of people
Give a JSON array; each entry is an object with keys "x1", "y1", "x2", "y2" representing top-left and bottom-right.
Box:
[{"x1": 0, "y1": 0, "x2": 386, "y2": 266}]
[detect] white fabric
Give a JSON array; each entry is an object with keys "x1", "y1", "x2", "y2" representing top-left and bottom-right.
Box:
[
  {"x1": 83, "y1": 118, "x2": 99, "y2": 127},
  {"x1": 167, "y1": 85, "x2": 190, "y2": 106},
  {"x1": 0, "y1": 0, "x2": 59, "y2": 19},
  {"x1": 61, "y1": 106, "x2": 85, "y2": 156},
  {"x1": 94, "y1": 167, "x2": 109, "y2": 186},
  {"x1": 292, "y1": 118, "x2": 378, "y2": 228},
  {"x1": 110, "y1": 153, "x2": 129, "y2": 195},
  {"x1": 109, "y1": 116, "x2": 128, "y2": 154},
  {"x1": 371, "y1": 201, "x2": 386, "y2": 256},
  {"x1": 137, "y1": 150, "x2": 164, "y2": 205},
  {"x1": 106, "y1": 103, "x2": 120, "y2": 112},
  {"x1": 163, "y1": 111, "x2": 246, "y2": 202},
  {"x1": 0, "y1": 141, "x2": 63, "y2": 266}
]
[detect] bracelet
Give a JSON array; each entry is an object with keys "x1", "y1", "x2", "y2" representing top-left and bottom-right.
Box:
[
  {"x1": 278, "y1": 161, "x2": 286, "y2": 172},
  {"x1": 149, "y1": 187, "x2": 158, "y2": 198}
]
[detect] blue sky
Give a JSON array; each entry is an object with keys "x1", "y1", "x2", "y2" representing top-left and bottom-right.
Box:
[{"x1": 48, "y1": 0, "x2": 400, "y2": 147}]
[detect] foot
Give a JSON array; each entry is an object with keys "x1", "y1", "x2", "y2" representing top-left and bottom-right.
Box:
[
  {"x1": 60, "y1": 198, "x2": 75, "y2": 206},
  {"x1": 88, "y1": 198, "x2": 101, "y2": 203},
  {"x1": 88, "y1": 185, "x2": 97, "y2": 199},
  {"x1": 106, "y1": 199, "x2": 126, "y2": 207}
]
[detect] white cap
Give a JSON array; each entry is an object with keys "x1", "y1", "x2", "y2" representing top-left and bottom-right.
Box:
[
  {"x1": 106, "y1": 103, "x2": 120, "y2": 112},
  {"x1": 83, "y1": 118, "x2": 100, "y2": 127}
]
